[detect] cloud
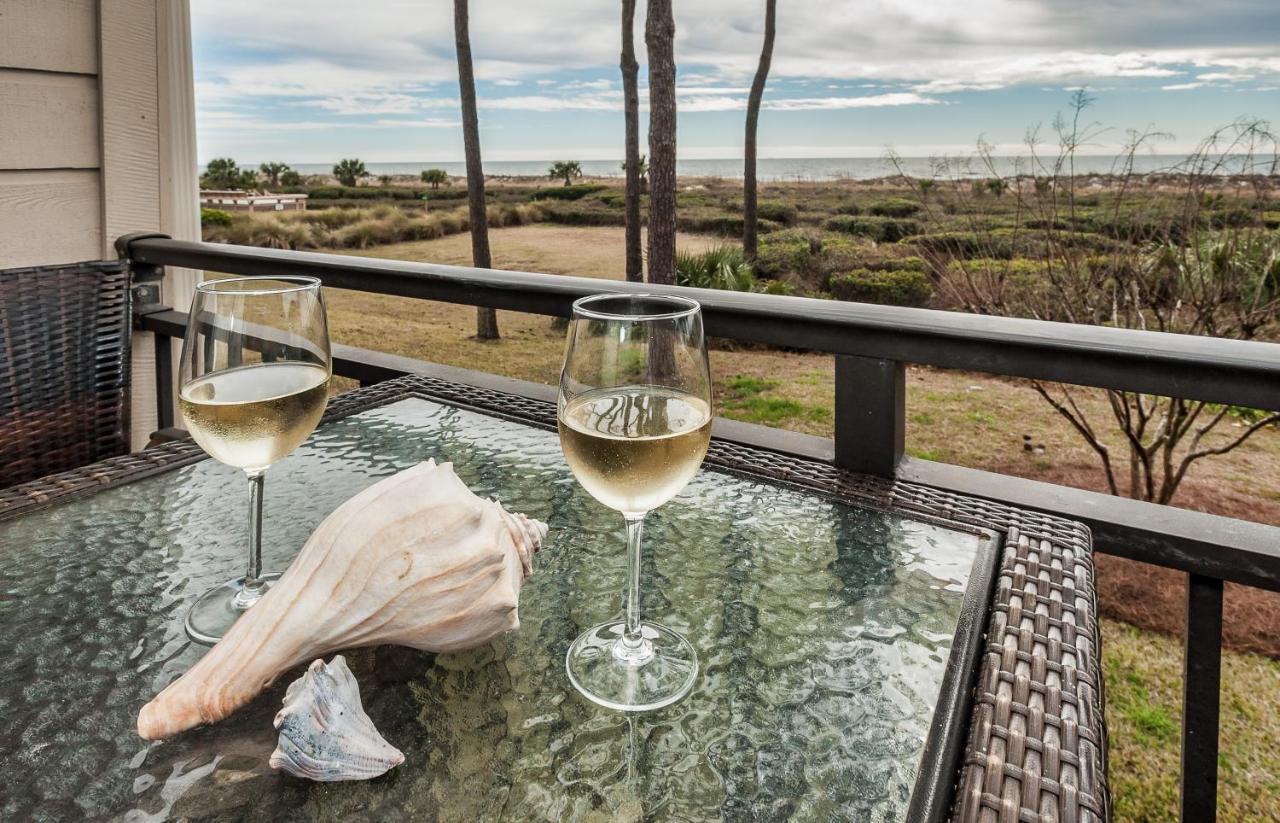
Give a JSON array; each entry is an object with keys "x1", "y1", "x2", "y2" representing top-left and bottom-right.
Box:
[
  {"x1": 479, "y1": 94, "x2": 618, "y2": 112},
  {"x1": 560, "y1": 79, "x2": 613, "y2": 91},
  {"x1": 311, "y1": 93, "x2": 422, "y2": 115},
  {"x1": 467, "y1": 89, "x2": 939, "y2": 114},
  {"x1": 371, "y1": 118, "x2": 461, "y2": 128},
  {"x1": 190, "y1": 0, "x2": 1280, "y2": 158},
  {"x1": 193, "y1": 1, "x2": 1280, "y2": 102},
  {"x1": 766, "y1": 93, "x2": 941, "y2": 110},
  {"x1": 197, "y1": 112, "x2": 461, "y2": 132},
  {"x1": 1196, "y1": 71, "x2": 1254, "y2": 81}
]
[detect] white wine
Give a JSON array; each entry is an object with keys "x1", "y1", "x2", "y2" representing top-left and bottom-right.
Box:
[
  {"x1": 180, "y1": 362, "x2": 330, "y2": 472},
  {"x1": 559, "y1": 387, "x2": 711, "y2": 514}
]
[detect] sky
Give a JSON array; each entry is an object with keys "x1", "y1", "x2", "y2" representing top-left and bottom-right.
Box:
[{"x1": 190, "y1": 0, "x2": 1280, "y2": 164}]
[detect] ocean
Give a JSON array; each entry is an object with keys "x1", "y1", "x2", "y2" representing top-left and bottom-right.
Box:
[{"x1": 285, "y1": 154, "x2": 1246, "y2": 182}]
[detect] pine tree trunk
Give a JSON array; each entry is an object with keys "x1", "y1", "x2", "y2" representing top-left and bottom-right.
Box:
[
  {"x1": 454, "y1": 0, "x2": 499, "y2": 339},
  {"x1": 644, "y1": 0, "x2": 676, "y2": 285},
  {"x1": 743, "y1": 0, "x2": 777, "y2": 263},
  {"x1": 621, "y1": 0, "x2": 643, "y2": 283}
]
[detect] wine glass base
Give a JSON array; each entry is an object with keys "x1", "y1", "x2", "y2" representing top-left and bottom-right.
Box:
[
  {"x1": 184, "y1": 573, "x2": 282, "y2": 645},
  {"x1": 566, "y1": 620, "x2": 698, "y2": 712}
]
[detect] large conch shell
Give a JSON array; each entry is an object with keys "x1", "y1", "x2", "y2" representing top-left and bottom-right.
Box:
[
  {"x1": 138, "y1": 459, "x2": 546, "y2": 740},
  {"x1": 269, "y1": 655, "x2": 404, "y2": 781}
]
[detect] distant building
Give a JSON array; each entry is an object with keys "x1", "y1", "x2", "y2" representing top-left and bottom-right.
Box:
[{"x1": 200, "y1": 190, "x2": 308, "y2": 212}]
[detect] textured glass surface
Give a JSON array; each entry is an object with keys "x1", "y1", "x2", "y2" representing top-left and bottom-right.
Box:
[{"x1": 0, "y1": 398, "x2": 982, "y2": 821}]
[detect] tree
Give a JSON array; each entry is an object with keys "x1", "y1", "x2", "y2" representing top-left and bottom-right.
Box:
[
  {"x1": 742, "y1": 0, "x2": 777, "y2": 263},
  {"x1": 420, "y1": 168, "x2": 450, "y2": 189},
  {"x1": 644, "y1": 0, "x2": 677, "y2": 285},
  {"x1": 454, "y1": 0, "x2": 499, "y2": 340},
  {"x1": 620, "y1": 0, "x2": 643, "y2": 282},
  {"x1": 201, "y1": 157, "x2": 256, "y2": 190},
  {"x1": 280, "y1": 169, "x2": 302, "y2": 187},
  {"x1": 259, "y1": 162, "x2": 291, "y2": 188},
  {"x1": 548, "y1": 161, "x2": 583, "y2": 186},
  {"x1": 907, "y1": 104, "x2": 1280, "y2": 505},
  {"x1": 333, "y1": 158, "x2": 368, "y2": 187}
]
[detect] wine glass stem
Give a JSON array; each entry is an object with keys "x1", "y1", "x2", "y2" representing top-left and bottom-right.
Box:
[
  {"x1": 235, "y1": 469, "x2": 268, "y2": 610},
  {"x1": 622, "y1": 513, "x2": 645, "y2": 649}
]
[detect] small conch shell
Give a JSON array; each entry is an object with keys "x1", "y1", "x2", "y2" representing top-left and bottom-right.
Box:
[
  {"x1": 269, "y1": 655, "x2": 404, "y2": 781},
  {"x1": 137, "y1": 459, "x2": 547, "y2": 740}
]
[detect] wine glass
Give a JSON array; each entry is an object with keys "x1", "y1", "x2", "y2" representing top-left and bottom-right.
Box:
[
  {"x1": 558, "y1": 293, "x2": 712, "y2": 711},
  {"x1": 178, "y1": 276, "x2": 332, "y2": 644}
]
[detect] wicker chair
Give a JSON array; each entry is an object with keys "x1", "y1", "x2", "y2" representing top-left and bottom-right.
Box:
[{"x1": 0, "y1": 260, "x2": 132, "y2": 488}]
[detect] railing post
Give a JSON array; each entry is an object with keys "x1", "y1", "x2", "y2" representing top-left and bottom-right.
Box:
[
  {"x1": 120, "y1": 233, "x2": 176, "y2": 444},
  {"x1": 153, "y1": 334, "x2": 174, "y2": 430},
  {"x1": 1180, "y1": 573, "x2": 1223, "y2": 823},
  {"x1": 834, "y1": 354, "x2": 905, "y2": 478}
]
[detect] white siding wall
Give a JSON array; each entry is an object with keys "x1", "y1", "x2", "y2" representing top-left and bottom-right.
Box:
[
  {"x1": 0, "y1": 0, "x2": 103, "y2": 264},
  {"x1": 0, "y1": 0, "x2": 200, "y2": 448}
]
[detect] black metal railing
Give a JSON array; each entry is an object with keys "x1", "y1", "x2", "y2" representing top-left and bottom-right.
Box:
[{"x1": 120, "y1": 235, "x2": 1280, "y2": 822}]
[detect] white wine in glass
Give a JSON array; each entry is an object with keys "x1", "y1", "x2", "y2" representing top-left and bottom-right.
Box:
[
  {"x1": 178, "y1": 276, "x2": 332, "y2": 644},
  {"x1": 559, "y1": 387, "x2": 711, "y2": 514},
  {"x1": 558, "y1": 293, "x2": 712, "y2": 712},
  {"x1": 180, "y1": 362, "x2": 329, "y2": 472}
]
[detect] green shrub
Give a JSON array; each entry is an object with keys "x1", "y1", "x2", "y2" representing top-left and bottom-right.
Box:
[
  {"x1": 308, "y1": 187, "x2": 344, "y2": 200},
  {"x1": 757, "y1": 278, "x2": 795, "y2": 296},
  {"x1": 541, "y1": 202, "x2": 627, "y2": 226},
  {"x1": 945, "y1": 258, "x2": 1057, "y2": 306},
  {"x1": 200, "y1": 207, "x2": 233, "y2": 227},
  {"x1": 829, "y1": 268, "x2": 932, "y2": 306},
  {"x1": 834, "y1": 202, "x2": 862, "y2": 216},
  {"x1": 675, "y1": 245, "x2": 755, "y2": 291},
  {"x1": 912, "y1": 227, "x2": 1113, "y2": 259},
  {"x1": 756, "y1": 202, "x2": 799, "y2": 226},
  {"x1": 823, "y1": 215, "x2": 920, "y2": 243},
  {"x1": 755, "y1": 242, "x2": 811, "y2": 278},
  {"x1": 677, "y1": 214, "x2": 779, "y2": 235},
  {"x1": 530, "y1": 183, "x2": 607, "y2": 201},
  {"x1": 598, "y1": 194, "x2": 626, "y2": 208},
  {"x1": 868, "y1": 197, "x2": 922, "y2": 218},
  {"x1": 420, "y1": 188, "x2": 468, "y2": 201},
  {"x1": 754, "y1": 229, "x2": 823, "y2": 278},
  {"x1": 1210, "y1": 207, "x2": 1259, "y2": 229}
]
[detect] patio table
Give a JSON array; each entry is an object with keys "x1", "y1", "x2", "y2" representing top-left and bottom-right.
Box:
[{"x1": 0, "y1": 375, "x2": 1107, "y2": 822}]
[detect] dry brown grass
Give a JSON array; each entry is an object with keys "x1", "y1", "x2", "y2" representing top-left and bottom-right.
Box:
[{"x1": 1103, "y1": 619, "x2": 1280, "y2": 822}]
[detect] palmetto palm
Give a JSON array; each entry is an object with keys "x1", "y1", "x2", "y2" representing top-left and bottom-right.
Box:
[
  {"x1": 259, "y1": 162, "x2": 291, "y2": 188},
  {"x1": 420, "y1": 169, "x2": 450, "y2": 189},
  {"x1": 202, "y1": 157, "x2": 250, "y2": 190},
  {"x1": 549, "y1": 160, "x2": 583, "y2": 186},
  {"x1": 333, "y1": 158, "x2": 368, "y2": 187}
]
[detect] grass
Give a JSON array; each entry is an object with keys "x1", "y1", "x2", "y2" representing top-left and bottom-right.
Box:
[
  {"x1": 719, "y1": 374, "x2": 830, "y2": 424},
  {"x1": 1102, "y1": 619, "x2": 1280, "y2": 821}
]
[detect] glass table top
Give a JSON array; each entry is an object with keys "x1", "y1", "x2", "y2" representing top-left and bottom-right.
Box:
[{"x1": 0, "y1": 397, "x2": 987, "y2": 822}]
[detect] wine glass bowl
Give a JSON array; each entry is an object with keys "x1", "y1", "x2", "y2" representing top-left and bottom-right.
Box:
[
  {"x1": 178, "y1": 276, "x2": 331, "y2": 644},
  {"x1": 558, "y1": 293, "x2": 712, "y2": 711}
]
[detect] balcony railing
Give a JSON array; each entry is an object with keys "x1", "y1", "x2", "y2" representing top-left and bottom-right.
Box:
[{"x1": 119, "y1": 235, "x2": 1280, "y2": 822}]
